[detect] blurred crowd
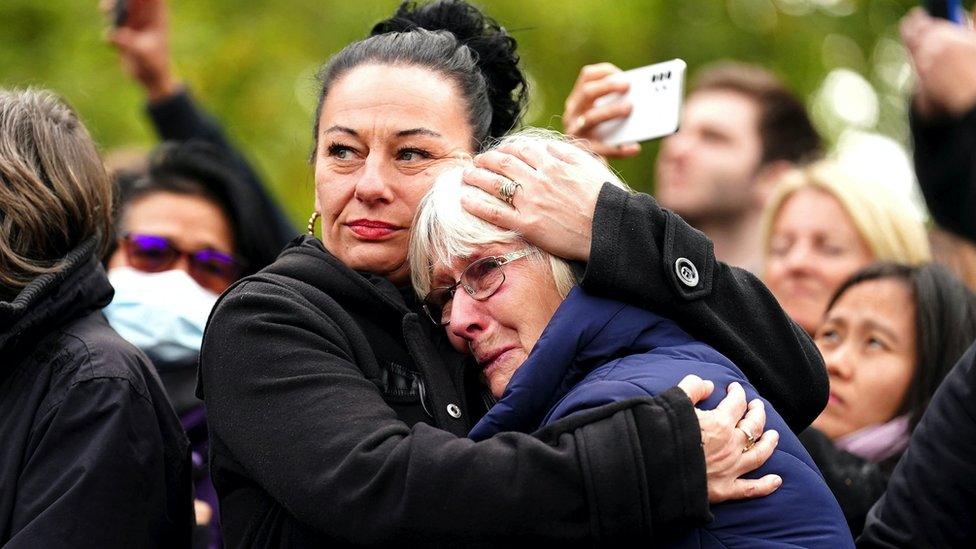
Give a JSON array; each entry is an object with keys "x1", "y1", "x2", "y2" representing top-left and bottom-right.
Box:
[{"x1": 3, "y1": 0, "x2": 976, "y2": 547}]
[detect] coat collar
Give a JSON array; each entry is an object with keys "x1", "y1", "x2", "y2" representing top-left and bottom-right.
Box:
[
  {"x1": 271, "y1": 235, "x2": 414, "y2": 318},
  {"x1": 0, "y1": 237, "x2": 113, "y2": 358},
  {"x1": 469, "y1": 287, "x2": 682, "y2": 440}
]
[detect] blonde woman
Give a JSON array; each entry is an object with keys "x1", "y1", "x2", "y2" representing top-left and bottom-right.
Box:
[{"x1": 761, "y1": 160, "x2": 931, "y2": 334}]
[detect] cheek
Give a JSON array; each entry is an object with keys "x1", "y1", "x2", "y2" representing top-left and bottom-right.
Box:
[
  {"x1": 826, "y1": 255, "x2": 872, "y2": 286},
  {"x1": 106, "y1": 248, "x2": 128, "y2": 270},
  {"x1": 399, "y1": 168, "x2": 442, "y2": 207},
  {"x1": 871, "y1": 359, "x2": 915, "y2": 403},
  {"x1": 315, "y1": 167, "x2": 354, "y2": 217},
  {"x1": 447, "y1": 332, "x2": 467, "y2": 353}
]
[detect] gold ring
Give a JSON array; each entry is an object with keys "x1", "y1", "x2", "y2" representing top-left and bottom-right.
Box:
[
  {"x1": 498, "y1": 180, "x2": 521, "y2": 206},
  {"x1": 737, "y1": 426, "x2": 758, "y2": 453}
]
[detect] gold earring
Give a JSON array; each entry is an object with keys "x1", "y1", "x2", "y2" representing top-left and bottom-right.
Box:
[{"x1": 306, "y1": 211, "x2": 321, "y2": 236}]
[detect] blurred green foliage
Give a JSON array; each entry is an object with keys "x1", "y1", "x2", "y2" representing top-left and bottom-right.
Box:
[{"x1": 0, "y1": 0, "x2": 949, "y2": 227}]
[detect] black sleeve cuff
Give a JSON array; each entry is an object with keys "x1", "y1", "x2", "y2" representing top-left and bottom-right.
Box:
[
  {"x1": 145, "y1": 87, "x2": 208, "y2": 142},
  {"x1": 552, "y1": 391, "x2": 709, "y2": 542}
]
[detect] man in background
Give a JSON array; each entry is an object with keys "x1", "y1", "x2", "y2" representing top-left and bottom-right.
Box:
[{"x1": 564, "y1": 61, "x2": 822, "y2": 272}]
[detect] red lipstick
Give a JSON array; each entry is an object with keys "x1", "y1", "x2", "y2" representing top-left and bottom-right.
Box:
[{"x1": 346, "y1": 219, "x2": 401, "y2": 239}]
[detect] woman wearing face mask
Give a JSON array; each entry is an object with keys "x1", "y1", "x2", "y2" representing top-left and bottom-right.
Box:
[
  {"x1": 199, "y1": 1, "x2": 829, "y2": 545},
  {"x1": 0, "y1": 88, "x2": 192, "y2": 547},
  {"x1": 761, "y1": 160, "x2": 931, "y2": 335},
  {"x1": 797, "y1": 262, "x2": 976, "y2": 537},
  {"x1": 104, "y1": 139, "x2": 282, "y2": 549}
]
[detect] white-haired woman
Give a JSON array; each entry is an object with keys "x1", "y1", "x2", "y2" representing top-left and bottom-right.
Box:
[{"x1": 409, "y1": 132, "x2": 852, "y2": 548}]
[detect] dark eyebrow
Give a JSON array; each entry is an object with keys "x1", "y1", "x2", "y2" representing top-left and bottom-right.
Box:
[
  {"x1": 320, "y1": 126, "x2": 442, "y2": 139},
  {"x1": 396, "y1": 128, "x2": 442, "y2": 139},
  {"x1": 863, "y1": 319, "x2": 901, "y2": 344},
  {"x1": 321, "y1": 125, "x2": 357, "y2": 137}
]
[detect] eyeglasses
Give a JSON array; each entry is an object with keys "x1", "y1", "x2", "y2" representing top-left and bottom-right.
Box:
[
  {"x1": 422, "y1": 248, "x2": 534, "y2": 326},
  {"x1": 119, "y1": 233, "x2": 246, "y2": 293}
]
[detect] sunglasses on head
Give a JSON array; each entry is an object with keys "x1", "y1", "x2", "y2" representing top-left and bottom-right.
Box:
[
  {"x1": 119, "y1": 233, "x2": 245, "y2": 293},
  {"x1": 422, "y1": 248, "x2": 535, "y2": 326}
]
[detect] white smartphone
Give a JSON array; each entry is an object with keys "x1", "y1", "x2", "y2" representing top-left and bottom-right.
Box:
[{"x1": 591, "y1": 59, "x2": 687, "y2": 146}]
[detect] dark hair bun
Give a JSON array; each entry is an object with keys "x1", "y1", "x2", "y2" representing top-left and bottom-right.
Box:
[{"x1": 371, "y1": 0, "x2": 527, "y2": 137}]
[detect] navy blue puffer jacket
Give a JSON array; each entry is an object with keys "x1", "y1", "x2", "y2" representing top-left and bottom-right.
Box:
[{"x1": 470, "y1": 287, "x2": 852, "y2": 548}]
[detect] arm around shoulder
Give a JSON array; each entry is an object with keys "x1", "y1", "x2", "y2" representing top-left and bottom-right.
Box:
[
  {"x1": 200, "y1": 279, "x2": 708, "y2": 543},
  {"x1": 581, "y1": 184, "x2": 827, "y2": 431}
]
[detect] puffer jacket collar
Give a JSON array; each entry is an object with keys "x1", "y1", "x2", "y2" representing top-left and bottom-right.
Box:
[
  {"x1": 0, "y1": 237, "x2": 113, "y2": 360},
  {"x1": 469, "y1": 286, "x2": 689, "y2": 440}
]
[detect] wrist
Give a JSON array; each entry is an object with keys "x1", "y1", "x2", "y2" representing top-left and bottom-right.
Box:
[{"x1": 145, "y1": 73, "x2": 180, "y2": 103}]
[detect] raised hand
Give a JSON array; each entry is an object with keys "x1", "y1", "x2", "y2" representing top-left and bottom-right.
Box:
[
  {"x1": 562, "y1": 63, "x2": 642, "y2": 159},
  {"x1": 105, "y1": 0, "x2": 178, "y2": 102}
]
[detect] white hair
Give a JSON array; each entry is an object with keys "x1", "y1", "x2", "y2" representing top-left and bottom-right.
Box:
[{"x1": 409, "y1": 129, "x2": 630, "y2": 301}]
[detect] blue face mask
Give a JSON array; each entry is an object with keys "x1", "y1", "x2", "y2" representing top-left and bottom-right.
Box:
[{"x1": 103, "y1": 267, "x2": 220, "y2": 363}]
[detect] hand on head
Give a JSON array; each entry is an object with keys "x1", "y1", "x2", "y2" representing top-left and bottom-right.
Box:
[
  {"x1": 104, "y1": 0, "x2": 178, "y2": 102},
  {"x1": 901, "y1": 7, "x2": 976, "y2": 118},
  {"x1": 562, "y1": 63, "x2": 642, "y2": 159},
  {"x1": 460, "y1": 137, "x2": 619, "y2": 262},
  {"x1": 677, "y1": 375, "x2": 782, "y2": 503}
]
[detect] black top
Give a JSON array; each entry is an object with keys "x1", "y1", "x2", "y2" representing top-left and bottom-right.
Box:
[
  {"x1": 799, "y1": 428, "x2": 892, "y2": 537},
  {"x1": 200, "y1": 182, "x2": 827, "y2": 546},
  {"x1": 909, "y1": 106, "x2": 976, "y2": 241},
  {"x1": 0, "y1": 239, "x2": 193, "y2": 548}
]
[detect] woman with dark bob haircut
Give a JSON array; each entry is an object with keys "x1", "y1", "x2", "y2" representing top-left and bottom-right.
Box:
[
  {"x1": 0, "y1": 89, "x2": 192, "y2": 546},
  {"x1": 800, "y1": 262, "x2": 976, "y2": 536},
  {"x1": 199, "y1": 1, "x2": 829, "y2": 545}
]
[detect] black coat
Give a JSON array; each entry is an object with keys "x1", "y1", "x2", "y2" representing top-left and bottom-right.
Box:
[
  {"x1": 909, "y1": 106, "x2": 976, "y2": 241},
  {"x1": 199, "y1": 183, "x2": 827, "y2": 547},
  {"x1": 0, "y1": 239, "x2": 193, "y2": 548},
  {"x1": 799, "y1": 428, "x2": 892, "y2": 538}
]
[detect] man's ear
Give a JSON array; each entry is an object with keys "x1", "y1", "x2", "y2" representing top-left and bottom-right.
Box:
[{"x1": 754, "y1": 160, "x2": 794, "y2": 209}]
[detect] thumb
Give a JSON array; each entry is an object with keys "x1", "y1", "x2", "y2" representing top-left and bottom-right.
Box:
[{"x1": 677, "y1": 375, "x2": 714, "y2": 405}]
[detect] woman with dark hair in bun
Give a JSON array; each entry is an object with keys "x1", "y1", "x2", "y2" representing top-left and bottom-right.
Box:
[{"x1": 199, "y1": 1, "x2": 828, "y2": 545}]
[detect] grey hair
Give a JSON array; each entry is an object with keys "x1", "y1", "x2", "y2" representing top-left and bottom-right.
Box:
[{"x1": 409, "y1": 129, "x2": 630, "y2": 301}]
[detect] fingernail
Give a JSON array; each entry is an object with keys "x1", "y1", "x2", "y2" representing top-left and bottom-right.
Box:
[
  {"x1": 729, "y1": 382, "x2": 741, "y2": 391},
  {"x1": 772, "y1": 475, "x2": 782, "y2": 486}
]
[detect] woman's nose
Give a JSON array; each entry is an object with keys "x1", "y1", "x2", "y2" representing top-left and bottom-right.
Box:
[
  {"x1": 354, "y1": 156, "x2": 395, "y2": 204},
  {"x1": 782, "y1": 240, "x2": 815, "y2": 274},
  {"x1": 824, "y1": 344, "x2": 853, "y2": 380},
  {"x1": 448, "y1": 289, "x2": 488, "y2": 341}
]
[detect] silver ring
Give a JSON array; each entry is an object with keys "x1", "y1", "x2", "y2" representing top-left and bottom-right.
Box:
[{"x1": 498, "y1": 180, "x2": 521, "y2": 206}]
